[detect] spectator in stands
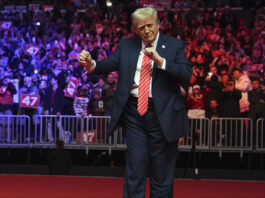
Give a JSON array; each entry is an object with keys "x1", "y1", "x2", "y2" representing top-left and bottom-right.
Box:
[
  {"x1": 215, "y1": 54, "x2": 230, "y2": 75},
  {"x1": 172, "y1": 9, "x2": 187, "y2": 37},
  {"x1": 102, "y1": 73, "x2": 117, "y2": 116},
  {"x1": 16, "y1": 62, "x2": 26, "y2": 82},
  {"x1": 186, "y1": 74, "x2": 196, "y2": 97},
  {"x1": 219, "y1": 80, "x2": 242, "y2": 118},
  {"x1": 227, "y1": 53, "x2": 240, "y2": 75},
  {"x1": 221, "y1": 74, "x2": 230, "y2": 89},
  {"x1": 192, "y1": 66, "x2": 204, "y2": 85},
  {"x1": 48, "y1": 140, "x2": 72, "y2": 175},
  {"x1": 241, "y1": 35, "x2": 253, "y2": 56},
  {"x1": 159, "y1": 15, "x2": 172, "y2": 34},
  {"x1": 206, "y1": 99, "x2": 219, "y2": 119},
  {"x1": 102, "y1": 42, "x2": 113, "y2": 57},
  {"x1": 252, "y1": 45, "x2": 263, "y2": 64},
  {"x1": 241, "y1": 56, "x2": 253, "y2": 74},
  {"x1": 195, "y1": 23, "x2": 207, "y2": 42},
  {"x1": 233, "y1": 69, "x2": 252, "y2": 117},
  {"x1": 38, "y1": 79, "x2": 48, "y2": 115},
  {"x1": 18, "y1": 76, "x2": 38, "y2": 114},
  {"x1": 0, "y1": 0, "x2": 264, "y2": 121},
  {"x1": 18, "y1": 76, "x2": 39, "y2": 139},
  {"x1": 73, "y1": 84, "x2": 90, "y2": 117},
  {"x1": 186, "y1": 84, "x2": 206, "y2": 118},
  {"x1": 89, "y1": 77, "x2": 105, "y2": 115},
  {"x1": 56, "y1": 69, "x2": 75, "y2": 115},
  {"x1": 44, "y1": 76, "x2": 64, "y2": 116},
  {"x1": 237, "y1": 18, "x2": 250, "y2": 40},
  {"x1": 208, "y1": 65, "x2": 222, "y2": 82},
  {"x1": 0, "y1": 73, "x2": 17, "y2": 142},
  {"x1": 230, "y1": 41, "x2": 246, "y2": 61},
  {"x1": 248, "y1": 79, "x2": 265, "y2": 121},
  {"x1": 247, "y1": 62, "x2": 264, "y2": 80},
  {"x1": 0, "y1": 72, "x2": 17, "y2": 115},
  {"x1": 204, "y1": 72, "x2": 222, "y2": 110}
]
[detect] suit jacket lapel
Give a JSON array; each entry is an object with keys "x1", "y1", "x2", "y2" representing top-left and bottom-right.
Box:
[{"x1": 152, "y1": 33, "x2": 167, "y2": 82}]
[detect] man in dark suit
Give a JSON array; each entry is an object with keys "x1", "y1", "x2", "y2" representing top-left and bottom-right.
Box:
[{"x1": 79, "y1": 7, "x2": 192, "y2": 198}]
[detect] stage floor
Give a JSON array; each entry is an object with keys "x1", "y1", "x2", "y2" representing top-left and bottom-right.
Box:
[{"x1": 0, "y1": 175, "x2": 265, "y2": 198}]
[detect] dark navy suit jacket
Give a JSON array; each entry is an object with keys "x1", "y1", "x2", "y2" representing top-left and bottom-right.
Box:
[{"x1": 94, "y1": 33, "x2": 192, "y2": 142}]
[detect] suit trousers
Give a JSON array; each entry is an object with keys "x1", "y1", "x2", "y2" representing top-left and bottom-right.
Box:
[{"x1": 122, "y1": 96, "x2": 178, "y2": 198}]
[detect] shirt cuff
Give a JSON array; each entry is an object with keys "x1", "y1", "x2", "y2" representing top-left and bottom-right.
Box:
[
  {"x1": 85, "y1": 60, "x2": 96, "y2": 74},
  {"x1": 92, "y1": 60, "x2": 96, "y2": 67},
  {"x1": 158, "y1": 58, "x2": 166, "y2": 70}
]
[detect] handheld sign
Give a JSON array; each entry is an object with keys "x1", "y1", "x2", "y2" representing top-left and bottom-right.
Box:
[
  {"x1": 77, "y1": 130, "x2": 96, "y2": 144},
  {"x1": 20, "y1": 94, "x2": 40, "y2": 109},
  {"x1": 64, "y1": 77, "x2": 80, "y2": 98},
  {"x1": 25, "y1": 44, "x2": 40, "y2": 56},
  {"x1": 0, "y1": 86, "x2": 7, "y2": 94},
  {"x1": 0, "y1": 21, "x2": 13, "y2": 31}
]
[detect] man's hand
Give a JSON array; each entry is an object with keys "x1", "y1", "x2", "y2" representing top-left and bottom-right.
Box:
[
  {"x1": 78, "y1": 50, "x2": 95, "y2": 74},
  {"x1": 143, "y1": 47, "x2": 164, "y2": 67}
]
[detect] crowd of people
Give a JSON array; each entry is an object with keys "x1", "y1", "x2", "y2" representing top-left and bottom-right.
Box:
[{"x1": 0, "y1": 0, "x2": 264, "y2": 126}]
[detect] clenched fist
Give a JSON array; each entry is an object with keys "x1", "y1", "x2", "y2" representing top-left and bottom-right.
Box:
[
  {"x1": 78, "y1": 50, "x2": 95, "y2": 74},
  {"x1": 143, "y1": 47, "x2": 164, "y2": 67}
]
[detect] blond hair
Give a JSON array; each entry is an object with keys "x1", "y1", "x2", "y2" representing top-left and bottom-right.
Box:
[{"x1": 131, "y1": 7, "x2": 159, "y2": 26}]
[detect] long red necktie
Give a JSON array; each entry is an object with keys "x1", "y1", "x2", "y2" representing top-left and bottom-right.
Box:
[{"x1": 137, "y1": 44, "x2": 152, "y2": 116}]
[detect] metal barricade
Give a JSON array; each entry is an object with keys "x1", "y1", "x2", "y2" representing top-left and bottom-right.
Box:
[
  {"x1": 82, "y1": 116, "x2": 114, "y2": 150},
  {"x1": 0, "y1": 115, "x2": 31, "y2": 147},
  {"x1": 35, "y1": 115, "x2": 80, "y2": 147},
  {"x1": 210, "y1": 118, "x2": 253, "y2": 157},
  {"x1": 115, "y1": 118, "x2": 211, "y2": 151},
  {"x1": 115, "y1": 127, "x2": 126, "y2": 150},
  {"x1": 0, "y1": 114, "x2": 262, "y2": 157},
  {"x1": 178, "y1": 118, "x2": 210, "y2": 151},
  {"x1": 256, "y1": 118, "x2": 265, "y2": 151},
  {"x1": 34, "y1": 115, "x2": 114, "y2": 150}
]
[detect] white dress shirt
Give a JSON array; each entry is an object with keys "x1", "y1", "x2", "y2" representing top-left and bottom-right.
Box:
[{"x1": 130, "y1": 32, "x2": 166, "y2": 97}]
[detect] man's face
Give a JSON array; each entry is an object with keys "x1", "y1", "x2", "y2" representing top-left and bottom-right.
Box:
[
  {"x1": 233, "y1": 71, "x2": 241, "y2": 80},
  {"x1": 210, "y1": 66, "x2": 217, "y2": 74},
  {"x1": 210, "y1": 100, "x2": 218, "y2": 109},
  {"x1": 134, "y1": 15, "x2": 159, "y2": 43},
  {"x1": 98, "y1": 79, "x2": 105, "y2": 87},
  {"x1": 222, "y1": 75, "x2": 229, "y2": 85},
  {"x1": 252, "y1": 80, "x2": 260, "y2": 90},
  {"x1": 51, "y1": 78, "x2": 57, "y2": 86},
  {"x1": 24, "y1": 77, "x2": 32, "y2": 87},
  {"x1": 107, "y1": 74, "x2": 115, "y2": 83},
  {"x1": 193, "y1": 88, "x2": 200, "y2": 94}
]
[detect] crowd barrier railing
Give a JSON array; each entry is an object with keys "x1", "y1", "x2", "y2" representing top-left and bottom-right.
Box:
[
  {"x1": 210, "y1": 118, "x2": 253, "y2": 157},
  {"x1": 178, "y1": 118, "x2": 211, "y2": 151},
  {"x1": 115, "y1": 127, "x2": 126, "y2": 150},
  {"x1": 34, "y1": 115, "x2": 114, "y2": 150},
  {"x1": 1, "y1": 115, "x2": 264, "y2": 156},
  {"x1": 256, "y1": 118, "x2": 265, "y2": 151},
  {"x1": 114, "y1": 118, "x2": 212, "y2": 151},
  {"x1": 0, "y1": 115, "x2": 31, "y2": 147}
]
